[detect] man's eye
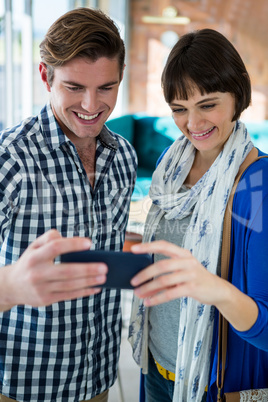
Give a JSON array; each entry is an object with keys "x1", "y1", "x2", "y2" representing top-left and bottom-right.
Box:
[
  {"x1": 100, "y1": 87, "x2": 112, "y2": 91},
  {"x1": 67, "y1": 86, "x2": 81, "y2": 92}
]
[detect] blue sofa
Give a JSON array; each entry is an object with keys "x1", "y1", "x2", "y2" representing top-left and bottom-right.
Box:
[
  {"x1": 106, "y1": 115, "x2": 268, "y2": 200},
  {"x1": 106, "y1": 114, "x2": 178, "y2": 200}
]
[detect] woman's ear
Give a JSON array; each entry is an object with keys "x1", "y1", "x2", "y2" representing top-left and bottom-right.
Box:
[{"x1": 39, "y1": 62, "x2": 51, "y2": 92}]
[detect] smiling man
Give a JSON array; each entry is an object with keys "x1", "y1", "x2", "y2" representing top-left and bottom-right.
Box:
[
  {"x1": 0, "y1": 7, "x2": 137, "y2": 402},
  {"x1": 39, "y1": 56, "x2": 123, "y2": 187}
]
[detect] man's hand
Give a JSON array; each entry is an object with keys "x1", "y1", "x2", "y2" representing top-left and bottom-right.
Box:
[{"x1": 0, "y1": 230, "x2": 107, "y2": 311}]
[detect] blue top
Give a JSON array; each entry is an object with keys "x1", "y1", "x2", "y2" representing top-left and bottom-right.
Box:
[
  {"x1": 207, "y1": 149, "x2": 268, "y2": 400},
  {"x1": 0, "y1": 103, "x2": 137, "y2": 402},
  {"x1": 155, "y1": 147, "x2": 268, "y2": 399}
]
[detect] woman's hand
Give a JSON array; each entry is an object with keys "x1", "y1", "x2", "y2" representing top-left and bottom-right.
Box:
[
  {"x1": 130, "y1": 240, "x2": 222, "y2": 307},
  {"x1": 130, "y1": 240, "x2": 258, "y2": 331}
]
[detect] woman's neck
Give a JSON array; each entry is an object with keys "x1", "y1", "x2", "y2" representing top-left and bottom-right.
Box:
[{"x1": 184, "y1": 150, "x2": 218, "y2": 186}]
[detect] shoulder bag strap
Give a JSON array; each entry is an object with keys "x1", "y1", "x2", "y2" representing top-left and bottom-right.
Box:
[{"x1": 216, "y1": 147, "x2": 268, "y2": 400}]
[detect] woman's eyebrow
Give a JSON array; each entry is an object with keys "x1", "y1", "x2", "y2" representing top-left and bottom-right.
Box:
[
  {"x1": 196, "y1": 97, "x2": 220, "y2": 105},
  {"x1": 169, "y1": 96, "x2": 220, "y2": 107}
]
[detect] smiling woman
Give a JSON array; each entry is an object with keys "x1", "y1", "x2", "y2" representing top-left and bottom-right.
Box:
[
  {"x1": 170, "y1": 90, "x2": 236, "y2": 175},
  {"x1": 128, "y1": 28, "x2": 268, "y2": 402}
]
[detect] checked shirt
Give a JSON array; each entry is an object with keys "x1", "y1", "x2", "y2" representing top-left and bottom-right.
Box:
[{"x1": 0, "y1": 103, "x2": 137, "y2": 401}]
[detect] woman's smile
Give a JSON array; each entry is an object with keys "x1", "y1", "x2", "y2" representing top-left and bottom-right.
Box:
[
  {"x1": 189, "y1": 126, "x2": 216, "y2": 140},
  {"x1": 170, "y1": 87, "x2": 236, "y2": 160}
]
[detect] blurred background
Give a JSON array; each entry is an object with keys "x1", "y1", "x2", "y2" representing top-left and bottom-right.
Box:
[
  {"x1": 1, "y1": 0, "x2": 268, "y2": 128},
  {"x1": 1, "y1": 1, "x2": 268, "y2": 400}
]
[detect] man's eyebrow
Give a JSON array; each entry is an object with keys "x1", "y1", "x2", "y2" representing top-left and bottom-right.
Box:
[
  {"x1": 62, "y1": 80, "x2": 84, "y2": 87},
  {"x1": 98, "y1": 80, "x2": 119, "y2": 88},
  {"x1": 62, "y1": 80, "x2": 119, "y2": 88}
]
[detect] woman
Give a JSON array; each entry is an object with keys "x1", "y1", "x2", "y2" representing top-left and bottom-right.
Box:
[{"x1": 128, "y1": 29, "x2": 268, "y2": 402}]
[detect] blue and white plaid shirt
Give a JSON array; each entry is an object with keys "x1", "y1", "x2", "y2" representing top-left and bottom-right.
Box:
[{"x1": 0, "y1": 103, "x2": 137, "y2": 401}]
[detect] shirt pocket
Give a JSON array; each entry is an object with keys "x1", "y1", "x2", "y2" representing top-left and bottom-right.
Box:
[{"x1": 108, "y1": 187, "x2": 132, "y2": 232}]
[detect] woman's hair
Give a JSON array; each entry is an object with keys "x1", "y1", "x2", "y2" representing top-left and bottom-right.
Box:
[
  {"x1": 161, "y1": 29, "x2": 251, "y2": 121},
  {"x1": 39, "y1": 7, "x2": 125, "y2": 85}
]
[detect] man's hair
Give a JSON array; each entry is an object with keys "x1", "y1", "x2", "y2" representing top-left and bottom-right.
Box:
[
  {"x1": 161, "y1": 29, "x2": 251, "y2": 121},
  {"x1": 39, "y1": 7, "x2": 125, "y2": 85}
]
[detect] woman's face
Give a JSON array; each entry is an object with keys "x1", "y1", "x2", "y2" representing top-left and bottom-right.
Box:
[{"x1": 169, "y1": 86, "x2": 236, "y2": 160}]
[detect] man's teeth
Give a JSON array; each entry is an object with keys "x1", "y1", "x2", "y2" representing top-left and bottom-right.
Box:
[
  {"x1": 77, "y1": 112, "x2": 99, "y2": 121},
  {"x1": 192, "y1": 127, "x2": 215, "y2": 137}
]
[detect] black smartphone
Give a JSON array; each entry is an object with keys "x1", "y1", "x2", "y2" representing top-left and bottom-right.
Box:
[{"x1": 61, "y1": 249, "x2": 152, "y2": 289}]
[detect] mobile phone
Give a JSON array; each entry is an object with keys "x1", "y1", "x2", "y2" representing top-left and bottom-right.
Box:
[{"x1": 61, "y1": 249, "x2": 152, "y2": 289}]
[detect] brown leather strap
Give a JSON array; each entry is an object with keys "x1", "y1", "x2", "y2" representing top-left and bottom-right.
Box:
[{"x1": 216, "y1": 147, "x2": 268, "y2": 399}]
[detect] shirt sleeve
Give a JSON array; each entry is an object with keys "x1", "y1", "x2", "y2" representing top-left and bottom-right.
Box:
[
  {"x1": 231, "y1": 164, "x2": 268, "y2": 351},
  {"x1": 0, "y1": 151, "x2": 22, "y2": 252}
]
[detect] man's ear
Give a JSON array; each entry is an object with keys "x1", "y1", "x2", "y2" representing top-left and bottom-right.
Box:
[{"x1": 39, "y1": 62, "x2": 51, "y2": 92}]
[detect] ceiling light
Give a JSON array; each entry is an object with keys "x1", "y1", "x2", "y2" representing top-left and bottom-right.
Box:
[
  {"x1": 160, "y1": 31, "x2": 179, "y2": 47},
  {"x1": 142, "y1": 6, "x2": 191, "y2": 25}
]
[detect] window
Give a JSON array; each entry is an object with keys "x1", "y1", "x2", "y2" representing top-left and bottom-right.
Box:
[{"x1": 0, "y1": 0, "x2": 128, "y2": 131}]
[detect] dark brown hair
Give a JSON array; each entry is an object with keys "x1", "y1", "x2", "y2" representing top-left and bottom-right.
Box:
[
  {"x1": 161, "y1": 29, "x2": 251, "y2": 121},
  {"x1": 39, "y1": 7, "x2": 125, "y2": 85}
]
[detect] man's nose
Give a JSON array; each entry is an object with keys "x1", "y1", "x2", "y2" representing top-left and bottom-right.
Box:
[{"x1": 81, "y1": 91, "x2": 99, "y2": 112}]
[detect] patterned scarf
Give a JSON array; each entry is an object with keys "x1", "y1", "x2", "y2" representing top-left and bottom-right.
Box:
[{"x1": 129, "y1": 120, "x2": 254, "y2": 401}]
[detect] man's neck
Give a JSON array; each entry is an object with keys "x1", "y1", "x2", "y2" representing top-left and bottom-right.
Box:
[{"x1": 76, "y1": 143, "x2": 97, "y2": 188}]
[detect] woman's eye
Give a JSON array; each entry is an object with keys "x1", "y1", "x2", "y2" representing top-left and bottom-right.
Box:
[
  {"x1": 172, "y1": 108, "x2": 186, "y2": 114},
  {"x1": 202, "y1": 103, "x2": 216, "y2": 109}
]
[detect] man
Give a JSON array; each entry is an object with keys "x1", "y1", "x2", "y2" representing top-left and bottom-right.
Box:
[{"x1": 0, "y1": 7, "x2": 137, "y2": 402}]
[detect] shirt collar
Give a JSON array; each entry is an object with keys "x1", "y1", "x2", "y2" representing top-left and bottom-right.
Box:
[
  {"x1": 98, "y1": 125, "x2": 118, "y2": 151},
  {"x1": 39, "y1": 102, "x2": 118, "y2": 152}
]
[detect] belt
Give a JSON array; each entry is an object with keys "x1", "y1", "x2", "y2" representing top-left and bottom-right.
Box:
[
  {"x1": 154, "y1": 359, "x2": 175, "y2": 382},
  {"x1": 154, "y1": 359, "x2": 208, "y2": 392}
]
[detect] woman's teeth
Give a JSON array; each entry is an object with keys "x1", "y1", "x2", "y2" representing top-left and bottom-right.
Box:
[
  {"x1": 192, "y1": 127, "x2": 215, "y2": 137},
  {"x1": 77, "y1": 112, "x2": 99, "y2": 121}
]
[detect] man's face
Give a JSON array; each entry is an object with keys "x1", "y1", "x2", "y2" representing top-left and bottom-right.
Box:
[{"x1": 40, "y1": 57, "x2": 122, "y2": 148}]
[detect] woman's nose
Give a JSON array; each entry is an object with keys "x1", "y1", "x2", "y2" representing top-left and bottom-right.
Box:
[{"x1": 187, "y1": 111, "x2": 205, "y2": 132}]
